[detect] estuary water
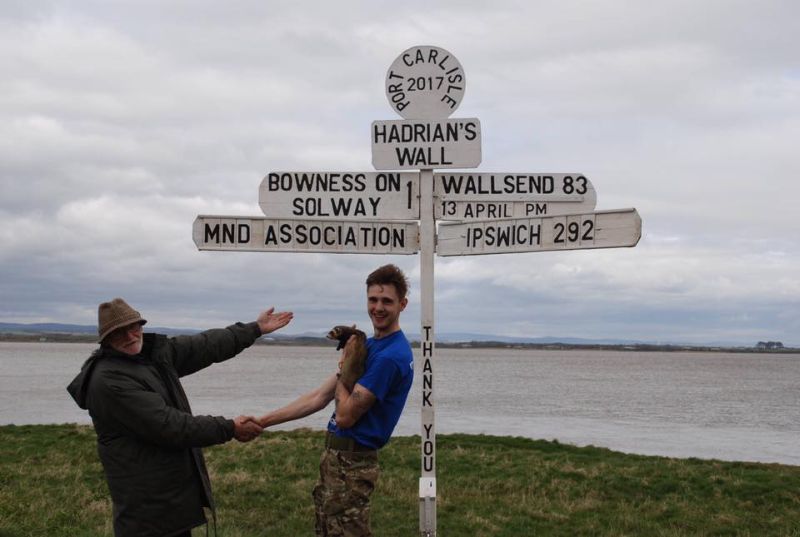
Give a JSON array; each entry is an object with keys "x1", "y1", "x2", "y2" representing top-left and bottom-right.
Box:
[{"x1": 1, "y1": 341, "x2": 798, "y2": 465}]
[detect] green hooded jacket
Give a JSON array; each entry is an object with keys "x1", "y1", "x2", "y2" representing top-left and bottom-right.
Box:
[{"x1": 67, "y1": 322, "x2": 261, "y2": 537}]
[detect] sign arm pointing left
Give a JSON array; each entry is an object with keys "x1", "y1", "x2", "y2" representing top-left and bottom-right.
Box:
[{"x1": 193, "y1": 216, "x2": 420, "y2": 255}]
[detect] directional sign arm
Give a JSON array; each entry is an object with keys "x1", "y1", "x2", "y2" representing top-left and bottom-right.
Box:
[
  {"x1": 589, "y1": 208, "x2": 642, "y2": 247},
  {"x1": 433, "y1": 172, "x2": 597, "y2": 220},
  {"x1": 259, "y1": 171, "x2": 420, "y2": 221},
  {"x1": 436, "y1": 208, "x2": 641, "y2": 256},
  {"x1": 194, "y1": 216, "x2": 420, "y2": 255}
]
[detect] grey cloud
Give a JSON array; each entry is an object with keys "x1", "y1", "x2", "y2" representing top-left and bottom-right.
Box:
[{"x1": 1, "y1": 1, "x2": 798, "y2": 346}]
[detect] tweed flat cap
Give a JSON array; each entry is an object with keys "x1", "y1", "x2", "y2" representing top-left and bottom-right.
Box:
[{"x1": 97, "y1": 298, "x2": 147, "y2": 342}]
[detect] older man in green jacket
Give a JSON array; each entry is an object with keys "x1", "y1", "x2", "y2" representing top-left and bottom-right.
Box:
[{"x1": 67, "y1": 298, "x2": 292, "y2": 537}]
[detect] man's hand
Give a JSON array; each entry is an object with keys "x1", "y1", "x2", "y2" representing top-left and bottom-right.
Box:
[
  {"x1": 257, "y1": 307, "x2": 294, "y2": 335},
  {"x1": 233, "y1": 415, "x2": 263, "y2": 442}
]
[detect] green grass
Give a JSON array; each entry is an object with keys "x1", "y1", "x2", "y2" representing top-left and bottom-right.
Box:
[{"x1": 2, "y1": 425, "x2": 799, "y2": 536}]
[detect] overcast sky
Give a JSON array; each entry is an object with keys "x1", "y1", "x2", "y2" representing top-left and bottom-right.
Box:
[{"x1": 1, "y1": 1, "x2": 798, "y2": 346}]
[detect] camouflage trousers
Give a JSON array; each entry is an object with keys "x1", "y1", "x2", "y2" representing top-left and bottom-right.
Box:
[{"x1": 312, "y1": 448, "x2": 380, "y2": 537}]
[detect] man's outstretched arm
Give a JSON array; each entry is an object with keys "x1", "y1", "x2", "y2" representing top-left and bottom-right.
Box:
[{"x1": 258, "y1": 373, "x2": 337, "y2": 428}]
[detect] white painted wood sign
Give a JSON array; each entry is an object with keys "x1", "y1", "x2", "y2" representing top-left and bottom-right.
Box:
[
  {"x1": 385, "y1": 45, "x2": 465, "y2": 119},
  {"x1": 371, "y1": 118, "x2": 482, "y2": 170},
  {"x1": 436, "y1": 208, "x2": 641, "y2": 256},
  {"x1": 259, "y1": 171, "x2": 420, "y2": 220},
  {"x1": 434, "y1": 172, "x2": 597, "y2": 221},
  {"x1": 193, "y1": 216, "x2": 420, "y2": 254}
]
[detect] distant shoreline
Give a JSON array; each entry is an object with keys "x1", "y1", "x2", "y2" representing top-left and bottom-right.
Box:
[{"x1": 1, "y1": 332, "x2": 797, "y2": 354}]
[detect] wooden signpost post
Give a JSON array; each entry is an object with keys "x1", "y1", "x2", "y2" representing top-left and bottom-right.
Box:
[{"x1": 193, "y1": 45, "x2": 642, "y2": 537}]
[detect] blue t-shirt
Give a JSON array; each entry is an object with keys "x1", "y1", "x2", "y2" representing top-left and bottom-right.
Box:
[{"x1": 327, "y1": 329, "x2": 414, "y2": 449}]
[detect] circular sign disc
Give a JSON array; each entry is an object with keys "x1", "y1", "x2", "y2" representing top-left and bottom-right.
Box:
[{"x1": 385, "y1": 45, "x2": 465, "y2": 119}]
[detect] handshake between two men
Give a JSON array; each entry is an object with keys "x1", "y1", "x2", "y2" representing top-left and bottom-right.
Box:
[{"x1": 230, "y1": 326, "x2": 365, "y2": 443}]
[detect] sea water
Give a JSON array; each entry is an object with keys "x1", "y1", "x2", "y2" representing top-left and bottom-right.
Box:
[{"x1": 1, "y1": 342, "x2": 797, "y2": 465}]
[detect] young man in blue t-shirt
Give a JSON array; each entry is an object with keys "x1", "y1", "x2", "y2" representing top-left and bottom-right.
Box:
[{"x1": 258, "y1": 264, "x2": 414, "y2": 536}]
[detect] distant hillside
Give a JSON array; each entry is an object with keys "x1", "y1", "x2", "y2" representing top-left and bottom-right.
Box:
[
  {"x1": 0, "y1": 322, "x2": 637, "y2": 344},
  {"x1": 0, "y1": 322, "x2": 199, "y2": 337},
  {"x1": 0, "y1": 322, "x2": 795, "y2": 351},
  {"x1": 425, "y1": 331, "x2": 648, "y2": 346},
  {"x1": 0, "y1": 322, "x2": 648, "y2": 345},
  {"x1": 265, "y1": 331, "x2": 646, "y2": 346}
]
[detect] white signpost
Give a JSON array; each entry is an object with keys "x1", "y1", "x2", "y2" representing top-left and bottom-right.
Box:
[{"x1": 193, "y1": 44, "x2": 642, "y2": 537}]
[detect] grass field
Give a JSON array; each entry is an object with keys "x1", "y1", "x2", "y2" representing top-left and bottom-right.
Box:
[{"x1": 1, "y1": 424, "x2": 799, "y2": 536}]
